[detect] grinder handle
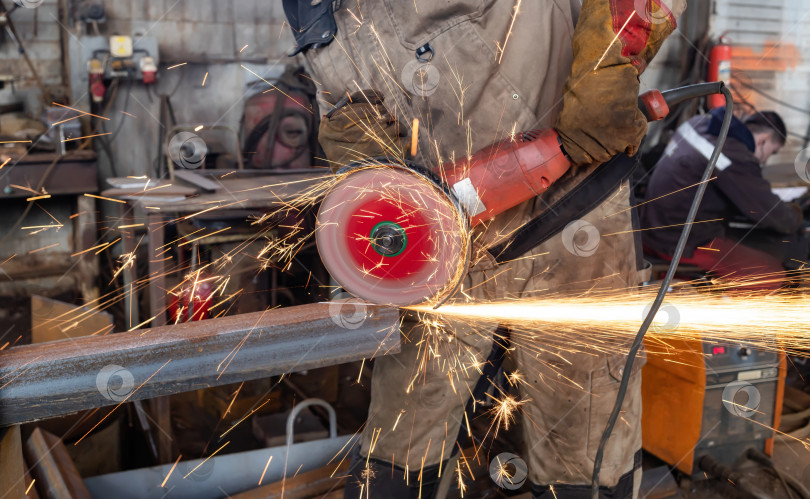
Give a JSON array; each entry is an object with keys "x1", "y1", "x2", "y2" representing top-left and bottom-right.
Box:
[
  {"x1": 638, "y1": 82, "x2": 726, "y2": 121},
  {"x1": 448, "y1": 82, "x2": 728, "y2": 225}
]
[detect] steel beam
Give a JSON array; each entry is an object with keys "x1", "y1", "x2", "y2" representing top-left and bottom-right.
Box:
[{"x1": 0, "y1": 302, "x2": 400, "y2": 426}]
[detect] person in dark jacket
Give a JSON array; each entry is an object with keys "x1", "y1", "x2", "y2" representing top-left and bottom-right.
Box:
[{"x1": 642, "y1": 109, "x2": 804, "y2": 290}]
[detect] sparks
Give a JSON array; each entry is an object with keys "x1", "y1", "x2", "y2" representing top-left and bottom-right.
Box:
[
  {"x1": 26, "y1": 194, "x2": 51, "y2": 202},
  {"x1": 52, "y1": 102, "x2": 110, "y2": 121},
  {"x1": 84, "y1": 193, "x2": 127, "y2": 204},
  {"x1": 594, "y1": 11, "x2": 636, "y2": 71},
  {"x1": 62, "y1": 132, "x2": 111, "y2": 142},
  {"x1": 161, "y1": 454, "x2": 183, "y2": 487},
  {"x1": 497, "y1": 0, "x2": 523, "y2": 64}
]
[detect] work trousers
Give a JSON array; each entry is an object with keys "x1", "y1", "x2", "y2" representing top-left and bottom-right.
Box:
[{"x1": 349, "y1": 182, "x2": 648, "y2": 497}]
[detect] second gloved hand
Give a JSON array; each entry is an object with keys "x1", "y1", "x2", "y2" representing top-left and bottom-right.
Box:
[
  {"x1": 556, "y1": 0, "x2": 685, "y2": 167},
  {"x1": 318, "y1": 90, "x2": 408, "y2": 170}
]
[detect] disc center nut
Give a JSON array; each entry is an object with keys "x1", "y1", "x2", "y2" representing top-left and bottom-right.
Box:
[{"x1": 370, "y1": 221, "x2": 407, "y2": 257}]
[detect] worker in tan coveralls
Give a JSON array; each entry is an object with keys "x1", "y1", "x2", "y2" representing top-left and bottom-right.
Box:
[{"x1": 283, "y1": 1, "x2": 685, "y2": 497}]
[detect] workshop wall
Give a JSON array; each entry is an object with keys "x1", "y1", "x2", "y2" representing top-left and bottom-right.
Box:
[
  {"x1": 639, "y1": 1, "x2": 711, "y2": 147},
  {"x1": 710, "y1": 0, "x2": 810, "y2": 184},
  {"x1": 638, "y1": 0, "x2": 810, "y2": 187},
  {"x1": 72, "y1": 0, "x2": 298, "y2": 178},
  {"x1": 0, "y1": 0, "x2": 66, "y2": 110},
  {"x1": 102, "y1": 0, "x2": 290, "y2": 63},
  {"x1": 0, "y1": 0, "x2": 298, "y2": 176},
  {"x1": 0, "y1": 0, "x2": 300, "y2": 337},
  {"x1": 7, "y1": 1, "x2": 810, "y2": 183}
]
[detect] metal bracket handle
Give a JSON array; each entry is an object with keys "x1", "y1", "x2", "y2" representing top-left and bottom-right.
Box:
[{"x1": 285, "y1": 398, "x2": 337, "y2": 447}]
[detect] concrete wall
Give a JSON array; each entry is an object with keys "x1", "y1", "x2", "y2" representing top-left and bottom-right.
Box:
[
  {"x1": 83, "y1": 0, "x2": 298, "y2": 178},
  {"x1": 641, "y1": 0, "x2": 810, "y2": 186},
  {"x1": 103, "y1": 0, "x2": 290, "y2": 63},
  {"x1": 711, "y1": 0, "x2": 810, "y2": 184},
  {"x1": 639, "y1": 1, "x2": 712, "y2": 148},
  {"x1": 3, "y1": 0, "x2": 299, "y2": 178},
  {"x1": 0, "y1": 0, "x2": 66, "y2": 110}
]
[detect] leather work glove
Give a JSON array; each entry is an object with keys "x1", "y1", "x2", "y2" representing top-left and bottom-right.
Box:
[
  {"x1": 318, "y1": 90, "x2": 408, "y2": 170},
  {"x1": 556, "y1": 0, "x2": 686, "y2": 167}
]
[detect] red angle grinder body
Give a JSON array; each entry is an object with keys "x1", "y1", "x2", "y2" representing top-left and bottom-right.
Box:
[{"x1": 316, "y1": 89, "x2": 675, "y2": 306}]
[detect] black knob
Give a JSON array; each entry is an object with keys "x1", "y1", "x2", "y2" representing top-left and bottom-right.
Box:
[{"x1": 370, "y1": 222, "x2": 407, "y2": 257}]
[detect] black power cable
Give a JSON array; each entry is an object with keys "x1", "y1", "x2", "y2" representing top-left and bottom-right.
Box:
[{"x1": 590, "y1": 84, "x2": 734, "y2": 499}]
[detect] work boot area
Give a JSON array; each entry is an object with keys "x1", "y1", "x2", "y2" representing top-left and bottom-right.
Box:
[{"x1": 4, "y1": 1, "x2": 810, "y2": 498}]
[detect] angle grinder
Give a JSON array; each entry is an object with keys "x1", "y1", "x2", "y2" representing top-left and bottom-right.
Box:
[{"x1": 316, "y1": 83, "x2": 722, "y2": 306}]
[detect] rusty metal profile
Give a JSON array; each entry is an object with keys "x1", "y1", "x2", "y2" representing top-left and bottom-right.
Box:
[{"x1": 0, "y1": 302, "x2": 399, "y2": 426}]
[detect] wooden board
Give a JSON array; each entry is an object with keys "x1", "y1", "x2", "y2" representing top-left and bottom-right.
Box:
[
  {"x1": 0, "y1": 155, "x2": 98, "y2": 199},
  {"x1": 24, "y1": 428, "x2": 91, "y2": 499},
  {"x1": 320, "y1": 490, "x2": 344, "y2": 499},
  {"x1": 25, "y1": 464, "x2": 39, "y2": 499},
  {"x1": 0, "y1": 426, "x2": 25, "y2": 498},
  {"x1": 31, "y1": 295, "x2": 113, "y2": 344},
  {"x1": 230, "y1": 461, "x2": 349, "y2": 499}
]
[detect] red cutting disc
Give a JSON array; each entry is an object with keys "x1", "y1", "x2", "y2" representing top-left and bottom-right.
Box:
[
  {"x1": 344, "y1": 197, "x2": 431, "y2": 279},
  {"x1": 316, "y1": 166, "x2": 468, "y2": 306}
]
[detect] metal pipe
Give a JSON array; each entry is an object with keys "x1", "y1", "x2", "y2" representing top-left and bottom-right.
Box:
[{"x1": 0, "y1": 302, "x2": 399, "y2": 426}]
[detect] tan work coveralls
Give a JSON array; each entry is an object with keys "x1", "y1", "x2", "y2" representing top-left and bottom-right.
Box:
[{"x1": 305, "y1": 0, "x2": 652, "y2": 489}]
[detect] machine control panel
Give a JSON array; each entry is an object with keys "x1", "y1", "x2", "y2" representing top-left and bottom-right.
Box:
[{"x1": 704, "y1": 341, "x2": 778, "y2": 371}]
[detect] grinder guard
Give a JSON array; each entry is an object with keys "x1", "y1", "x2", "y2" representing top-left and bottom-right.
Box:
[{"x1": 316, "y1": 162, "x2": 470, "y2": 307}]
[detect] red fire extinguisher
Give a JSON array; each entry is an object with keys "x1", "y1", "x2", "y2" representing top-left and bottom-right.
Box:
[{"x1": 707, "y1": 38, "x2": 732, "y2": 109}]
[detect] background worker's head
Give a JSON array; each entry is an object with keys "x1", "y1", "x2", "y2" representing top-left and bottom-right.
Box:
[{"x1": 744, "y1": 111, "x2": 787, "y2": 165}]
